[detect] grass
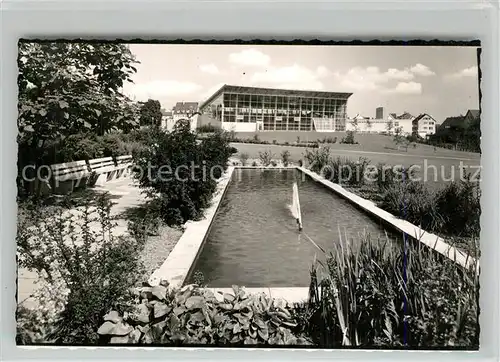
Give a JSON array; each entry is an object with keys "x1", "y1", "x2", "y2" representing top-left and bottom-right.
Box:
[{"x1": 233, "y1": 132, "x2": 480, "y2": 157}]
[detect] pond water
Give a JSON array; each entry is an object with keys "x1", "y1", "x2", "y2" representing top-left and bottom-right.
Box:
[{"x1": 185, "y1": 168, "x2": 399, "y2": 287}]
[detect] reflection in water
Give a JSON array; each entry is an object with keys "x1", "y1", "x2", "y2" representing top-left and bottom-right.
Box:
[{"x1": 186, "y1": 168, "x2": 397, "y2": 287}]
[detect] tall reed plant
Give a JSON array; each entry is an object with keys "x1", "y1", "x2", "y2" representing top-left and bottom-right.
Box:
[{"x1": 303, "y1": 232, "x2": 479, "y2": 348}]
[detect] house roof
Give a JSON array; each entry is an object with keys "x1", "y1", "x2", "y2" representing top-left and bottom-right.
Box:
[
  {"x1": 199, "y1": 84, "x2": 353, "y2": 111},
  {"x1": 397, "y1": 112, "x2": 414, "y2": 120},
  {"x1": 441, "y1": 116, "x2": 465, "y2": 129},
  {"x1": 465, "y1": 109, "x2": 480, "y2": 119},
  {"x1": 388, "y1": 112, "x2": 414, "y2": 120},
  {"x1": 412, "y1": 113, "x2": 436, "y2": 124},
  {"x1": 173, "y1": 102, "x2": 199, "y2": 113}
]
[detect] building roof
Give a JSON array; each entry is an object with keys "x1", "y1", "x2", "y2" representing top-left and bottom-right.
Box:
[
  {"x1": 173, "y1": 102, "x2": 199, "y2": 113},
  {"x1": 412, "y1": 113, "x2": 436, "y2": 124},
  {"x1": 161, "y1": 109, "x2": 173, "y2": 117},
  {"x1": 397, "y1": 112, "x2": 414, "y2": 120},
  {"x1": 465, "y1": 109, "x2": 480, "y2": 119},
  {"x1": 441, "y1": 116, "x2": 465, "y2": 129},
  {"x1": 388, "y1": 112, "x2": 414, "y2": 120},
  {"x1": 199, "y1": 84, "x2": 353, "y2": 111}
]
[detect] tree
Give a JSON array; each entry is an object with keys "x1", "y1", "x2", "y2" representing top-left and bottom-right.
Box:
[
  {"x1": 393, "y1": 127, "x2": 409, "y2": 151},
  {"x1": 17, "y1": 42, "x2": 140, "y2": 195},
  {"x1": 366, "y1": 119, "x2": 372, "y2": 132},
  {"x1": 350, "y1": 118, "x2": 359, "y2": 132},
  {"x1": 386, "y1": 120, "x2": 394, "y2": 133},
  {"x1": 139, "y1": 99, "x2": 162, "y2": 127},
  {"x1": 131, "y1": 121, "x2": 235, "y2": 226}
]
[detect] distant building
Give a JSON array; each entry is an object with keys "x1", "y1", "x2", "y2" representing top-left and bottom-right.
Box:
[
  {"x1": 346, "y1": 114, "x2": 388, "y2": 133},
  {"x1": 412, "y1": 113, "x2": 437, "y2": 138},
  {"x1": 172, "y1": 102, "x2": 199, "y2": 132},
  {"x1": 464, "y1": 109, "x2": 480, "y2": 128},
  {"x1": 387, "y1": 112, "x2": 415, "y2": 135},
  {"x1": 376, "y1": 107, "x2": 384, "y2": 120},
  {"x1": 198, "y1": 84, "x2": 352, "y2": 132},
  {"x1": 441, "y1": 116, "x2": 464, "y2": 130},
  {"x1": 160, "y1": 109, "x2": 173, "y2": 130},
  {"x1": 440, "y1": 109, "x2": 480, "y2": 131}
]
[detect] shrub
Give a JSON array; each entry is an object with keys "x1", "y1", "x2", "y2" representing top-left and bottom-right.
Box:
[
  {"x1": 434, "y1": 175, "x2": 481, "y2": 237},
  {"x1": 239, "y1": 152, "x2": 250, "y2": 166},
  {"x1": 132, "y1": 121, "x2": 233, "y2": 226},
  {"x1": 272, "y1": 139, "x2": 277, "y2": 145},
  {"x1": 296, "y1": 136, "x2": 301, "y2": 144},
  {"x1": 197, "y1": 124, "x2": 218, "y2": 133},
  {"x1": 258, "y1": 151, "x2": 274, "y2": 167},
  {"x1": 340, "y1": 131, "x2": 358, "y2": 145},
  {"x1": 375, "y1": 163, "x2": 418, "y2": 191},
  {"x1": 281, "y1": 150, "x2": 291, "y2": 167},
  {"x1": 253, "y1": 134, "x2": 260, "y2": 142},
  {"x1": 321, "y1": 136, "x2": 337, "y2": 144},
  {"x1": 57, "y1": 133, "x2": 105, "y2": 162},
  {"x1": 16, "y1": 194, "x2": 145, "y2": 344},
  {"x1": 252, "y1": 161, "x2": 258, "y2": 167},
  {"x1": 377, "y1": 181, "x2": 444, "y2": 231},
  {"x1": 270, "y1": 160, "x2": 278, "y2": 167},
  {"x1": 97, "y1": 284, "x2": 312, "y2": 346},
  {"x1": 324, "y1": 157, "x2": 370, "y2": 187},
  {"x1": 303, "y1": 234, "x2": 479, "y2": 348},
  {"x1": 376, "y1": 176, "x2": 480, "y2": 238},
  {"x1": 303, "y1": 147, "x2": 330, "y2": 173}
]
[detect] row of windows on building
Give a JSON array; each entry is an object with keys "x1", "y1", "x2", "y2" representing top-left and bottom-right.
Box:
[
  {"x1": 221, "y1": 93, "x2": 348, "y2": 110},
  {"x1": 220, "y1": 114, "x2": 346, "y2": 131}
]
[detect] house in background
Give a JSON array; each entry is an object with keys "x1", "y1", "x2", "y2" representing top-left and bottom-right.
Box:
[
  {"x1": 387, "y1": 111, "x2": 415, "y2": 135},
  {"x1": 439, "y1": 109, "x2": 480, "y2": 132},
  {"x1": 464, "y1": 109, "x2": 480, "y2": 128},
  {"x1": 346, "y1": 113, "x2": 387, "y2": 133},
  {"x1": 172, "y1": 101, "x2": 199, "y2": 132},
  {"x1": 412, "y1": 113, "x2": 438, "y2": 138},
  {"x1": 160, "y1": 109, "x2": 173, "y2": 130}
]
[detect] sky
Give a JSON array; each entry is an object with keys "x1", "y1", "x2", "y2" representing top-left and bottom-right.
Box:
[{"x1": 123, "y1": 44, "x2": 480, "y2": 123}]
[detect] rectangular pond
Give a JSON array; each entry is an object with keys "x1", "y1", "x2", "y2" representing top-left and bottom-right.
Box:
[{"x1": 185, "y1": 168, "x2": 399, "y2": 287}]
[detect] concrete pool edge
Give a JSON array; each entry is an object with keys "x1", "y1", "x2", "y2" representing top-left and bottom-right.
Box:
[
  {"x1": 297, "y1": 166, "x2": 479, "y2": 272},
  {"x1": 148, "y1": 166, "x2": 235, "y2": 288},
  {"x1": 149, "y1": 165, "x2": 478, "y2": 304}
]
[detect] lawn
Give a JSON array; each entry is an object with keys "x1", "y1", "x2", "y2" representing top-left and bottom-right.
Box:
[
  {"x1": 234, "y1": 131, "x2": 480, "y2": 159},
  {"x1": 231, "y1": 139, "x2": 481, "y2": 190}
]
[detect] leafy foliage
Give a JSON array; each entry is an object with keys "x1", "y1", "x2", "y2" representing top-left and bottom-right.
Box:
[
  {"x1": 340, "y1": 131, "x2": 358, "y2": 144},
  {"x1": 377, "y1": 177, "x2": 481, "y2": 238},
  {"x1": 239, "y1": 152, "x2": 250, "y2": 166},
  {"x1": 139, "y1": 99, "x2": 162, "y2": 127},
  {"x1": 323, "y1": 157, "x2": 370, "y2": 187},
  {"x1": 258, "y1": 150, "x2": 274, "y2": 167},
  {"x1": 17, "y1": 194, "x2": 145, "y2": 344},
  {"x1": 97, "y1": 284, "x2": 311, "y2": 346},
  {"x1": 393, "y1": 128, "x2": 410, "y2": 151},
  {"x1": 17, "y1": 42, "x2": 141, "y2": 195},
  {"x1": 281, "y1": 150, "x2": 291, "y2": 167},
  {"x1": 303, "y1": 147, "x2": 331, "y2": 173},
  {"x1": 197, "y1": 124, "x2": 219, "y2": 133},
  {"x1": 132, "y1": 121, "x2": 234, "y2": 226},
  {"x1": 302, "y1": 234, "x2": 479, "y2": 348}
]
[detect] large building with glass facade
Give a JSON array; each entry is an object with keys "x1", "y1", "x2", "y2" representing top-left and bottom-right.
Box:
[{"x1": 198, "y1": 85, "x2": 353, "y2": 132}]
